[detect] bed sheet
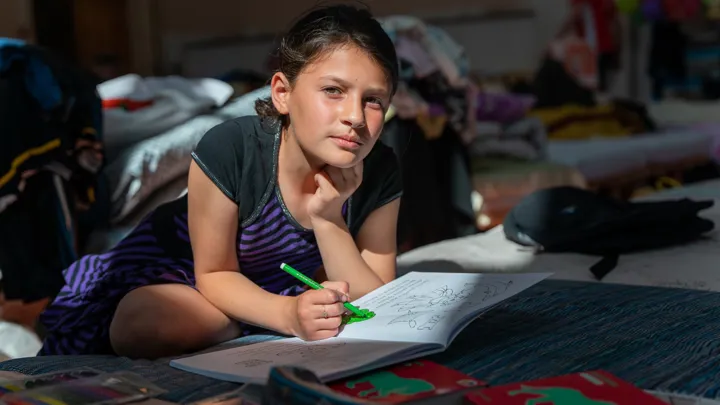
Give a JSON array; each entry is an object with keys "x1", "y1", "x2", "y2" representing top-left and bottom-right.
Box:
[{"x1": 398, "y1": 179, "x2": 720, "y2": 291}]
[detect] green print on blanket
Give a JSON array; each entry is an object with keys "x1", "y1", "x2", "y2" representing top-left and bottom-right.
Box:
[
  {"x1": 509, "y1": 385, "x2": 617, "y2": 405},
  {"x1": 345, "y1": 371, "x2": 435, "y2": 398}
]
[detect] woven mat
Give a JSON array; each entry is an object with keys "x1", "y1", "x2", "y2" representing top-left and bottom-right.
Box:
[{"x1": 2, "y1": 280, "x2": 720, "y2": 403}]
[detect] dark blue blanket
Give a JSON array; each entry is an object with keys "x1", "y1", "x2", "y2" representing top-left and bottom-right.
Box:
[{"x1": 3, "y1": 280, "x2": 720, "y2": 403}]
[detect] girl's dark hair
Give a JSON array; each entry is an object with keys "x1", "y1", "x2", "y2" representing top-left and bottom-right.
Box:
[{"x1": 255, "y1": 3, "x2": 399, "y2": 123}]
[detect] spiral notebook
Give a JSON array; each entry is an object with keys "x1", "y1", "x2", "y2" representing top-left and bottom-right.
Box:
[{"x1": 170, "y1": 271, "x2": 550, "y2": 385}]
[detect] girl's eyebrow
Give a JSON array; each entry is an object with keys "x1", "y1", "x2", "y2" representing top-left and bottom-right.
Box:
[
  {"x1": 320, "y1": 75, "x2": 351, "y2": 87},
  {"x1": 320, "y1": 75, "x2": 389, "y2": 97}
]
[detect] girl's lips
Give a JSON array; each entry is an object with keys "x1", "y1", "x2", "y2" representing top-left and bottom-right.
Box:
[{"x1": 330, "y1": 136, "x2": 362, "y2": 150}]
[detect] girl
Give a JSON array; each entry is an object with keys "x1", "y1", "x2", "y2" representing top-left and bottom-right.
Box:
[{"x1": 38, "y1": 4, "x2": 401, "y2": 359}]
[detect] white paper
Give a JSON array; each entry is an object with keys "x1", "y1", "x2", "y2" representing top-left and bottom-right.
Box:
[
  {"x1": 341, "y1": 272, "x2": 551, "y2": 345},
  {"x1": 170, "y1": 337, "x2": 425, "y2": 384}
]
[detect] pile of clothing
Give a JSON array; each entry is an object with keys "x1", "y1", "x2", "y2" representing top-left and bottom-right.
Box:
[
  {"x1": 618, "y1": 0, "x2": 705, "y2": 21},
  {"x1": 377, "y1": 16, "x2": 477, "y2": 250},
  {"x1": 507, "y1": 30, "x2": 657, "y2": 141},
  {"x1": 377, "y1": 16, "x2": 553, "y2": 249},
  {"x1": 0, "y1": 38, "x2": 103, "y2": 303}
]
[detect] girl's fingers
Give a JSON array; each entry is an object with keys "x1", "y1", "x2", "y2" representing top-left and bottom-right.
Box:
[
  {"x1": 313, "y1": 316, "x2": 344, "y2": 331},
  {"x1": 315, "y1": 302, "x2": 347, "y2": 319}
]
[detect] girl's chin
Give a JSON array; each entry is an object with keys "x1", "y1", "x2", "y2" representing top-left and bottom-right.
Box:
[
  {"x1": 317, "y1": 147, "x2": 365, "y2": 169},
  {"x1": 322, "y1": 156, "x2": 361, "y2": 169}
]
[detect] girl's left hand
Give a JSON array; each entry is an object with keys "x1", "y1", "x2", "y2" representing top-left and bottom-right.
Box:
[{"x1": 308, "y1": 161, "x2": 363, "y2": 224}]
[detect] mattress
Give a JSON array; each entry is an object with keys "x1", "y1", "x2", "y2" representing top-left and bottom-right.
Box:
[
  {"x1": 648, "y1": 100, "x2": 720, "y2": 127},
  {"x1": 688, "y1": 122, "x2": 720, "y2": 163},
  {"x1": 4, "y1": 281, "x2": 720, "y2": 402},
  {"x1": 547, "y1": 130, "x2": 714, "y2": 182},
  {"x1": 398, "y1": 178, "x2": 720, "y2": 291},
  {"x1": 548, "y1": 139, "x2": 647, "y2": 181}
]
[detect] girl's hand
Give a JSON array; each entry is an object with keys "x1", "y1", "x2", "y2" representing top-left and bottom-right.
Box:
[
  {"x1": 289, "y1": 281, "x2": 351, "y2": 341},
  {"x1": 307, "y1": 162, "x2": 363, "y2": 224}
]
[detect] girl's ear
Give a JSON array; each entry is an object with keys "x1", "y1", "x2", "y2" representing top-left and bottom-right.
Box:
[{"x1": 270, "y1": 72, "x2": 291, "y2": 115}]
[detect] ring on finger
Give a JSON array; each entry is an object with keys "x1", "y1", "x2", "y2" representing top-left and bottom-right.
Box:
[{"x1": 322, "y1": 305, "x2": 329, "y2": 319}]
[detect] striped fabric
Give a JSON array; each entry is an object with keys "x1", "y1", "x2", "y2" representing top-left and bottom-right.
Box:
[
  {"x1": 38, "y1": 192, "x2": 330, "y2": 356},
  {"x1": 7, "y1": 280, "x2": 720, "y2": 403}
]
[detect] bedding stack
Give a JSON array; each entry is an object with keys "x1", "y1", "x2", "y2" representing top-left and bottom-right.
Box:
[{"x1": 93, "y1": 78, "x2": 271, "y2": 251}]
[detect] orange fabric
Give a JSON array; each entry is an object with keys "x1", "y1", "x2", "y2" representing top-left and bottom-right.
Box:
[{"x1": 0, "y1": 292, "x2": 49, "y2": 328}]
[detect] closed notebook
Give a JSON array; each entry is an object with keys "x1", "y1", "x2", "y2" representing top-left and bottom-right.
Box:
[
  {"x1": 465, "y1": 370, "x2": 667, "y2": 404},
  {"x1": 329, "y1": 360, "x2": 486, "y2": 403},
  {"x1": 170, "y1": 271, "x2": 550, "y2": 385}
]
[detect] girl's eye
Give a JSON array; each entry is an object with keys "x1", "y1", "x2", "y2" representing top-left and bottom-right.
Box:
[
  {"x1": 365, "y1": 97, "x2": 384, "y2": 108},
  {"x1": 323, "y1": 87, "x2": 342, "y2": 95}
]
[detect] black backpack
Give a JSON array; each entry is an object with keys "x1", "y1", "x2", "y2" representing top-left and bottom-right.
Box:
[{"x1": 503, "y1": 186, "x2": 715, "y2": 280}]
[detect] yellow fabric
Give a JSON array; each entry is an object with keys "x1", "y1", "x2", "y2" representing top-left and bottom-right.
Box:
[
  {"x1": 529, "y1": 104, "x2": 632, "y2": 140},
  {"x1": 0, "y1": 138, "x2": 61, "y2": 189},
  {"x1": 81, "y1": 126, "x2": 97, "y2": 136},
  {"x1": 631, "y1": 176, "x2": 683, "y2": 199},
  {"x1": 655, "y1": 176, "x2": 683, "y2": 190},
  {"x1": 416, "y1": 113, "x2": 448, "y2": 140}
]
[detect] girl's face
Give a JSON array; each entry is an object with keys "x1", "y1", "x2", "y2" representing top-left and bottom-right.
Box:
[{"x1": 270, "y1": 45, "x2": 391, "y2": 169}]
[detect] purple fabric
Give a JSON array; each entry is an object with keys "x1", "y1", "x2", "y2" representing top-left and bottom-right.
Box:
[{"x1": 475, "y1": 92, "x2": 535, "y2": 124}]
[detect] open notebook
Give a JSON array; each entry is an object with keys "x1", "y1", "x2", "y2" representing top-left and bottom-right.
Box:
[{"x1": 170, "y1": 271, "x2": 551, "y2": 384}]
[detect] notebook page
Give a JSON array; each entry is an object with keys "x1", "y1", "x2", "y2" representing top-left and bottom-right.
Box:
[
  {"x1": 341, "y1": 272, "x2": 551, "y2": 345},
  {"x1": 170, "y1": 337, "x2": 427, "y2": 385}
]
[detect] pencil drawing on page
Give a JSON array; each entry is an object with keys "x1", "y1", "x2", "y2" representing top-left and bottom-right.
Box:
[
  {"x1": 385, "y1": 279, "x2": 514, "y2": 329},
  {"x1": 387, "y1": 310, "x2": 434, "y2": 328},
  {"x1": 390, "y1": 280, "x2": 514, "y2": 312}
]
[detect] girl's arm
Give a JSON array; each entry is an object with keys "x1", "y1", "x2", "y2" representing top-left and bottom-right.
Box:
[
  {"x1": 312, "y1": 198, "x2": 400, "y2": 299},
  {"x1": 187, "y1": 161, "x2": 297, "y2": 334}
]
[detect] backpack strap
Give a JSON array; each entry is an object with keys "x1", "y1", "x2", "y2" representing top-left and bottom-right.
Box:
[{"x1": 590, "y1": 254, "x2": 619, "y2": 281}]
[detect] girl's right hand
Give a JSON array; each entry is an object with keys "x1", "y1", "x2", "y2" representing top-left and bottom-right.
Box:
[{"x1": 289, "y1": 281, "x2": 350, "y2": 341}]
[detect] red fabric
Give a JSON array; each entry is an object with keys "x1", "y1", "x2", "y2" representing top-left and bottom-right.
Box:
[
  {"x1": 664, "y1": 0, "x2": 701, "y2": 21},
  {"x1": 571, "y1": 0, "x2": 618, "y2": 53},
  {"x1": 101, "y1": 98, "x2": 154, "y2": 111}
]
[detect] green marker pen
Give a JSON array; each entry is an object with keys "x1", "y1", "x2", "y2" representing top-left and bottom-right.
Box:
[{"x1": 280, "y1": 262, "x2": 366, "y2": 317}]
